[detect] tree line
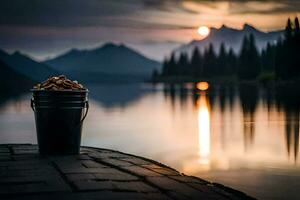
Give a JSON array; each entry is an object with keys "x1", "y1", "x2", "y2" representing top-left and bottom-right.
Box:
[{"x1": 153, "y1": 17, "x2": 300, "y2": 81}]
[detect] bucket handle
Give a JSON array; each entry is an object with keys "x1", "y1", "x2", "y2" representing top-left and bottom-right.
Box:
[
  {"x1": 80, "y1": 100, "x2": 89, "y2": 124},
  {"x1": 31, "y1": 98, "x2": 35, "y2": 112},
  {"x1": 31, "y1": 98, "x2": 89, "y2": 124}
]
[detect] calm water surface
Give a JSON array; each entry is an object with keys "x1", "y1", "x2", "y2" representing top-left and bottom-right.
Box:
[{"x1": 0, "y1": 83, "x2": 300, "y2": 200}]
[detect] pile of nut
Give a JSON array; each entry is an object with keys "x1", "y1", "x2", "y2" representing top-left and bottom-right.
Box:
[{"x1": 33, "y1": 75, "x2": 85, "y2": 91}]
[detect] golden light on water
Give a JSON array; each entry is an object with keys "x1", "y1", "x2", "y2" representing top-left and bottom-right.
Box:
[
  {"x1": 196, "y1": 82, "x2": 209, "y2": 91},
  {"x1": 197, "y1": 26, "x2": 210, "y2": 37},
  {"x1": 197, "y1": 93, "x2": 211, "y2": 169}
]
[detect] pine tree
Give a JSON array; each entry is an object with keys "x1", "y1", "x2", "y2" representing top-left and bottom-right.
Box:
[
  {"x1": 238, "y1": 34, "x2": 260, "y2": 80},
  {"x1": 218, "y1": 43, "x2": 227, "y2": 76},
  {"x1": 160, "y1": 18, "x2": 300, "y2": 81},
  {"x1": 190, "y1": 47, "x2": 202, "y2": 77},
  {"x1": 161, "y1": 58, "x2": 169, "y2": 76},
  {"x1": 283, "y1": 18, "x2": 294, "y2": 79},
  {"x1": 168, "y1": 53, "x2": 177, "y2": 75},
  {"x1": 285, "y1": 18, "x2": 293, "y2": 42},
  {"x1": 203, "y1": 43, "x2": 217, "y2": 78},
  {"x1": 151, "y1": 69, "x2": 159, "y2": 81},
  {"x1": 227, "y1": 48, "x2": 237, "y2": 76},
  {"x1": 178, "y1": 53, "x2": 189, "y2": 76},
  {"x1": 275, "y1": 18, "x2": 298, "y2": 79},
  {"x1": 293, "y1": 17, "x2": 300, "y2": 77},
  {"x1": 248, "y1": 34, "x2": 261, "y2": 77},
  {"x1": 238, "y1": 35, "x2": 249, "y2": 79},
  {"x1": 295, "y1": 17, "x2": 300, "y2": 35},
  {"x1": 275, "y1": 37, "x2": 285, "y2": 79}
]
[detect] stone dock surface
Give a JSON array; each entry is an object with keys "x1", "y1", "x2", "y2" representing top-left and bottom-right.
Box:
[{"x1": 0, "y1": 144, "x2": 255, "y2": 200}]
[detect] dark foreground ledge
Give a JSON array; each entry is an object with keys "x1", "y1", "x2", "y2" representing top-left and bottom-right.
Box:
[{"x1": 0, "y1": 144, "x2": 255, "y2": 200}]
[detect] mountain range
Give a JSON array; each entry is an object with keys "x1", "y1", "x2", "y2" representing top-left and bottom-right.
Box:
[
  {"x1": 176, "y1": 24, "x2": 284, "y2": 56},
  {"x1": 0, "y1": 59, "x2": 35, "y2": 95},
  {"x1": 0, "y1": 50, "x2": 59, "y2": 82},
  {"x1": 0, "y1": 43, "x2": 162, "y2": 88},
  {"x1": 0, "y1": 25, "x2": 285, "y2": 88},
  {"x1": 44, "y1": 43, "x2": 161, "y2": 83}
]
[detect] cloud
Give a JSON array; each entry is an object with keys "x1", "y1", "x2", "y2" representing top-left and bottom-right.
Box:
[
  {"x1": 0, "y1": 0, "x2": 143, "y2": 27},
  {"x1": 0, "y1": 0, "x2": 299, "y2": 60},
  {"x1": 0, "y1": 0, "x2": 298, "y2": 28},
  {"x1": 181, "y1": 0, "x2": 300, "y2": 15},
  {"x1": 141, "y1": 0, "x2": 300, "y2": 15}
]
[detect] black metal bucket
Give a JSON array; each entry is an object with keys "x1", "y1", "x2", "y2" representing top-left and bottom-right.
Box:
[{"x1": 31, "y1": 90, "x2": 89, "y2": 155}]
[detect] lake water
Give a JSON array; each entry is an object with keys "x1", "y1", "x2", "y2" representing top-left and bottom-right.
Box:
[{"x1": 0, "y1": 83, "x2": 300, "y2": 200}]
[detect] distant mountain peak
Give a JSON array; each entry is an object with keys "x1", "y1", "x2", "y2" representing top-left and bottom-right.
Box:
[
  {"x1": 118, "y1": 43, "x2": 128, "y2": 49},
  {"x1": 243, "y1": 23, "x2": 257, "y2": 31},
  {"x1": 11, "y1": 51, "x2": 40, "y2": 62},
  {"x1": 101, "y1": 42, "x2": 119, "y2": 49},
  {"x1": 0, "y1": 49, "x2": 9, "y2": 56},
  {"x1": 68, "y1": 48, "x2": 82, "y2": 54},
  {"x1": 96, "y1": 43, "x2": 145, "y2": 57},
  {"x1": 60, "y1": 48, "x2": 82, "y2": 57},
  {"x1": 0, "y1": 49, "x2": 58, "y2": 82},
  {"x1": 44, "y1": 42, "x2": 161, "y2": 82},
  {"x1": 175, "y1": 23, "x2": 284, "y2": 57},
  {"x1": 69, "y1": 48, "x2": 80, "y2": 53},
  {"x1": 12, "y1": 51, "x2": 24, "y2": 57},
  {"x1": 11, "y1": 51, "x2": 33, "y2": 60},
  {"x1": 218, "y1": 24, "x2": 238, "y2": 32},
  {"x1": 92, "y1": 42, "x2": 126, "y2": 53},
  {"x1": 220, "y1": 24, "x2": 228, "y2": 29}
]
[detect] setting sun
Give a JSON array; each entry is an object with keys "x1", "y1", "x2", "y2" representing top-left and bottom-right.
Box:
[
  {"x1": 197, "y1": 26, "x2": 210, "y2": 37},
  {"x1": 196, "y1": 82, "x2": 209, "y2": 91}
]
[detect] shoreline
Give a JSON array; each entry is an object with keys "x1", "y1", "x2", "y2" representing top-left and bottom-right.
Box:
[{"x1": 149, "y1": 76, "x2": 300, "y2": 86}]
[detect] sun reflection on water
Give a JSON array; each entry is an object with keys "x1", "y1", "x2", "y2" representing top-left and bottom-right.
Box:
[{"x1": 197, "y1": 92, "x2": 211, "y2": 170}]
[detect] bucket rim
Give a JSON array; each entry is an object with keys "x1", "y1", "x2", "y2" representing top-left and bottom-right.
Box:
[{"x1": 31, "y1": 89, "x2": 88, "y2": 93}]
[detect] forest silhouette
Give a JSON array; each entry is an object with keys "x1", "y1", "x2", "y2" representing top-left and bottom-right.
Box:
[{"x1": 154, "y1": 18, "x2": 300, "y2": 82}]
